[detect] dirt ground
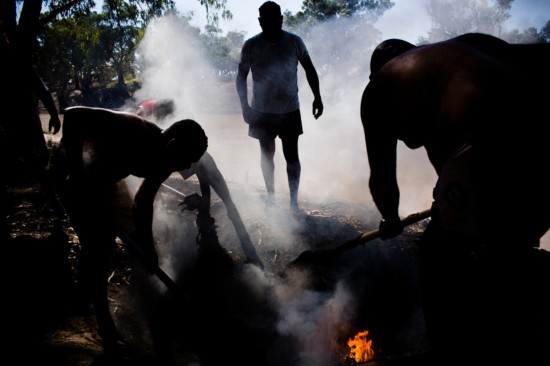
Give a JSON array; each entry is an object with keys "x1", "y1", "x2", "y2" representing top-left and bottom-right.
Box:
[
  {"x1": 3, "y1": 163, "x2": 396, "y2": 366},
  {"x1": 4, "y1": 113, "x2": 549, "y2": 365},
  {"x1": 7, "y1": 112, "x2": 440, "y2": 365}
]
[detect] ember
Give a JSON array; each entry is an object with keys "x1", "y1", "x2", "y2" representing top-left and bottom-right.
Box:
[{"x1": 347, "y1": 330, "x2": 374, "y2": 363}]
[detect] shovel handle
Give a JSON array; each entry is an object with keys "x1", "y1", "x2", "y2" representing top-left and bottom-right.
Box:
[
  {"x1": 114, "y1": 225, "x2": 182, "y2": 294},
  {"x1": 358, "y1": 208, "x2": 431, "y2": 243},
  {"x1": 335, "y1": 208, "x2": 431, "y2": 255}
]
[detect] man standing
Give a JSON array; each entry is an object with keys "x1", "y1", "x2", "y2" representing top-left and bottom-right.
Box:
[{"x1": 236, "y1": 1, "x2": 323, "y2": 213}]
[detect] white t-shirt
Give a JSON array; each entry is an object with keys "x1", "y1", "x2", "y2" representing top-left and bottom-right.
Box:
[{"x1": 239, "y1": 30, "x2": 309, "y2": 114}]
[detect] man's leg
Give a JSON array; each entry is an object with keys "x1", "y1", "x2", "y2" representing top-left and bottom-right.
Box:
[
  {"x1": 281, "y1": 136, "x2": 300, "y2": 211},
  {"x1": 78, "y1": 230, "x2": 121, "y2": 352},
  {"x1": 64, "y1": 182, "x2": 122, "y2": 354},
  {"x1": 259, "y1": 138, "x2": 276, "y2": 203}
]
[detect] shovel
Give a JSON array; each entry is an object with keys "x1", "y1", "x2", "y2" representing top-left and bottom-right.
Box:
[
  {"x1": 114, "y1": 225, "x2": 183, "y2": 295},
  {"x1": 287, "y1": 209, "x2": 431, "y2": 272}
]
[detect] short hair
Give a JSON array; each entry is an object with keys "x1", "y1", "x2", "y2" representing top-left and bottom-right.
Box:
[
  {"x1": 259, "y1": 1, "x2": 281, "y2": 19},
  {"x1": 163, "y1": 119, "x2": 208, "y2": 163}
]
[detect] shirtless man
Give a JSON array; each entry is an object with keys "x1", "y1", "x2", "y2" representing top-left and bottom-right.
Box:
[
  {"x1": 56, "y1": 106, "x2": 207, "y2": 355},
  {"x1": 361, "y1": 34, "x2": 550, "y2": 362},
  {"x1": 363, "y1": 33, "x2": 550, "y2": 248}
]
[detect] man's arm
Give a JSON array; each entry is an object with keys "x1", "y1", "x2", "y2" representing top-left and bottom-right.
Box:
[
  {"x1": 133, "y1": 172, "x2": 170, "y2": 271},
  {"x1": 31, "y1": 68, "x2": 61, "y2": 134},
  {"x1": 236, "y1": 47, "x2": 256, "y2": 124},
  {"x1": 366, "y1": 132, "x2": 403, "y2": 239},
  {"x1": 195, "y1": 153, "x2": 264, "y2": 267},
  {"x1": 300, "y1": 54, "x2": 324, "y2": 119}
]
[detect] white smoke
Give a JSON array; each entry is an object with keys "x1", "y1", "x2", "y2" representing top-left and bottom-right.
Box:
[
  {"x1": 119, "y1": 2, "x2": 549, "y2": 362},
  {"x1": 274, "y1": 281, "x2": 356, "y2": 366},
  {"x1": 121, "y1": 7, "x2": 433, "y2": 364}
]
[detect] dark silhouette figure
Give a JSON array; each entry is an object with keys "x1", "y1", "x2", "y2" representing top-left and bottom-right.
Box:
[
  {"x1": 134, "y1": 98, "x2": 264, "y2": 268},
  {"x1": 0, "y1": 20, "x2": 61, "y2": 240},
  {"x1": 146, "y1": 205, "x2": 282, "y2": 365},
  {"x1": 362, "y1": 33, "x2": 550, "y2": 363},
  {"x1": 236, "y1": 1, "x2": 323, "y2": 212},
  {"x1": 54, "y1": 106, "x2": 207, "y2": 356},
  {"x1": 179, "y1": 152, "x2": 264, "y2": 268}
]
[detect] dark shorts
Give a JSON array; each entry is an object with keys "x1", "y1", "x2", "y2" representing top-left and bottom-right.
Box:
[{"x1": 248, "y1": 110, "x2": 303, "y2": 140}]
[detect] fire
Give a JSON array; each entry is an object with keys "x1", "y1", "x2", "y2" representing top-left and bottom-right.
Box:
[{"x1": 347, "y1": 330, "x2": 374, "y2": 363}]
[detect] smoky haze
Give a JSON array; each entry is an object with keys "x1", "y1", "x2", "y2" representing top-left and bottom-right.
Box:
[
  {"x1": 118, "y1": 3, "x2": 549, "y2": 364},
  {"x1": 133, "y1": 13, "x2": 436, "y2": 216},
  {"x1": 122, "y1": 10, "x2": 435, "y2": 366}
]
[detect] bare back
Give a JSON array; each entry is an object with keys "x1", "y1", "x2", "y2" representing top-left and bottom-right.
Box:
[
  {"x1": 361, "y1": 35, "x2": 550, "y2": 244},
  {"x1": 62, "y1": 106, "x2": 167, "y2": 183}
]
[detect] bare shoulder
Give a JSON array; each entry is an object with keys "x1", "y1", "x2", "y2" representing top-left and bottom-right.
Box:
[
  {"x1": 64, "y1": 106, "x2": 153, "y2": 125},
  {"x1": 62, "y1": 106, "x2": 162, "y2": 140},
  {"x1": 64, "y1": 106, "x2": 136, "y2": 119}
]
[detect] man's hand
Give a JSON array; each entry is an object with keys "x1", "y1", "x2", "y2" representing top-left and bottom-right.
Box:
[
  {"x1": 242, "y1": 105, "x2": 258, "y2": 125},
  {"x1": 312, "y1": 98, "x2": 323, "y2": 119},
  {"x1": 140, "y1": 250, "x2": 159, "y2": 275},
  {"x1": 379, "y1": 218, "x2": 403, "y2": 240},
  {"x1": 49, "y1": 115, "x2": 61, "y2": 134},
  {"x1": 179, "y1": 193, "x2": 206, "y2": 212}
]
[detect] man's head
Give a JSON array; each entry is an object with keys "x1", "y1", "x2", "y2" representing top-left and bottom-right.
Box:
[
  {"x1": 259, "y1": 1, "x2": 283, "y2": 35},
  {"x1": 163, "y1": 119, "x2": 208, "y2": 171}
]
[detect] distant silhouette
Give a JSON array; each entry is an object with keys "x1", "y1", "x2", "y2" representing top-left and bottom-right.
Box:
[
  {"x1": 1, "y1": 19, "x2": 61, "y2": 240},
  {"x1": 236, "y1": 1, "x2": 323, "y2": 213},
  {"x1": 135, "y1": 98, "x2": 175, "y2": 123},
  {"x1": 362, "y1": 33, "x2": 550, "y2": 363},
  {"x1": 54, "y1": 106, "x2": 207, "y2": 356}
]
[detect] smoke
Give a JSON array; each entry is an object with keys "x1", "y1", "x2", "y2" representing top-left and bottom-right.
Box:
[
  {"x1": 274, "y1": 281, "x2": 356, "y2": 366},
  {"x1": 132, "y1": 12, "x2": 436, "y2": 215},
  {"x1": 118, "y1": 8, "x2": 434, "y2": 365},
  {"x1": 115, "y1": 2, "x2": 549, "y2": 363}
]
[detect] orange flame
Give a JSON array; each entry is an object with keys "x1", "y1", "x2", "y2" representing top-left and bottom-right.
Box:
[{"x1": 347, "y1": 330, "x2": 374, "y2": 363}]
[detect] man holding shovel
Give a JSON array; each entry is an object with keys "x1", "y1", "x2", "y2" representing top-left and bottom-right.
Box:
[{"x1": 361, "y1": 34, "x2": 550, "y2": 363}]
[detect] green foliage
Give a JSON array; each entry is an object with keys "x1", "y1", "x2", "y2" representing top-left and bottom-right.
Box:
[
  {"x1": 202, "y1": 28, "x2": 245, "y2": 81},
  {"x1": 285, "y1": 0, "x2": 394, "y2": 34},
  {"x1": 282, "y1": 0, "x2": 392, "y2": 78},
  {"x1": 8, "y1": 0, "x2": 548, "y2": 110},
  {"x1": 420, "y1": 0, "x2": 549, "y2": 45},
  {"x1": 199, "y1": 0, "x2": 232, "y2": 27},
  {"x1": 424, "y1": 0, "x2": 513, "y2": 42}
]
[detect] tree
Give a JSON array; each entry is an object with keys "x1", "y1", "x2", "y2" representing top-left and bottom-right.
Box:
[
  {"x1": 423, "y1": 0, "x2": 513, "y2": 43},
  {"x1": 36, "y1": 14, "x2": 108, "y2": 109},
  {"x1": 0, "y1": 0, "x2": 231, "y2": 169},
  {"x1": 540, "y1": 20, "x2": 550, "y2": 43},
  {"x1": 503, "y1": 26, "x2": 544, "y2": 44},
  {"x1": 98, "y1": 1, "x2": 141, "y2": 88},
  {"x1": 283, "y1": 0, "x2": 394, "y2": 78},
  {"x1": 202, "y1": 25, "x2": 245, "y2": 81}
]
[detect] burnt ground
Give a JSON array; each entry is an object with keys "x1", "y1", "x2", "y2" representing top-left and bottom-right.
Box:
[
  {"x1": 3, "y1": 165, "x2": 429, "y2": 365},
  {"x1": 5, "y1": 142, "x2": 550, "y2": 365}
]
